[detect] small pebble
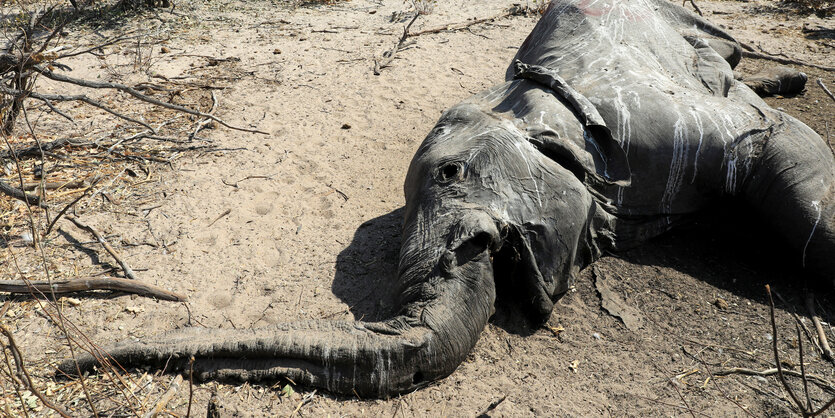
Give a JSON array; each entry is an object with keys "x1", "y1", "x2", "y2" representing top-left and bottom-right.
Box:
[{"x1": 592, "y1": 333, "x2": 601, "y2": 340}]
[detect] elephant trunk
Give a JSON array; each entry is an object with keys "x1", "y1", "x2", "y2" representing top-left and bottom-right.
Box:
[{"x1": 58, "y1": 212, "x2": 499, "y2": 398}]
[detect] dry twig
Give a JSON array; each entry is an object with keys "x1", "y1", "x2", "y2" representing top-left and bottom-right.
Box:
[
  {"x1": 407, "y1": 5, "x2": 526, "y2": 37},
  {"x1": 766, "y1": 285, "x2": 835, "y2": 417},
  {"x1": 143, "y1": 375, "x2": 183, "y2": 418},
  {"x1": 65, "y1": 215, "x2": 138, "y2": 281},
  {"x1": 740, "y1": 44, "x2": 835, "y2": 72},
  {"x1": 0, "y1": 325, "x2": 72, "y2": 417},
  {"x1": 805, "y1": 293, "x2": 834, "y2": 362},
  {"x1": 373, "y1": 13, "x2": 420, "y2": 75},
  {"x1": 818, "y1": 79, "x2": 835, "y2": 103}
]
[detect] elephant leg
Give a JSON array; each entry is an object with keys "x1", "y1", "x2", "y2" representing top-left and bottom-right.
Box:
[{"x1": 742, "y1": 116, "x2": 835, "y2": 283}]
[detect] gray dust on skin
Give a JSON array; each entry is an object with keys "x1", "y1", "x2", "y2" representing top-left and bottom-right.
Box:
[{"x1": 59, "y1": 0, "x2": 835, "y2": 397}]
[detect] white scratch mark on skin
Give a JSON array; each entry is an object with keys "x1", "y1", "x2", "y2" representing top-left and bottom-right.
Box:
[
  {"x1": 613, "y1": 86, "x2": 632, "y2": 205},
  {"x1": 725, "y1": 154, "x2": 738, "y2": 194},
  {"x1": 514, "y1": 141, "x2": 542, "y2": 208},
  {"x1": 584, "y1": 130, "x2": 609, "y2": 178},
  {"x1": 689, "y1": 108, "x2": 704, "y2": 183},
  {"x1": 660, "y1": 112, "x2": 689, "y2": 217},
  {"x1": 802, "y1": 200, "x2": 822, "y2": 267}
]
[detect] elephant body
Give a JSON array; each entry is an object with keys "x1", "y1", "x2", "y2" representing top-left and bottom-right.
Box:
[
  {"x1": 451, "y1": 0, "x2": 835, "y2": 319},
  {"x1": 61, "y1": 0, "x2": 834, "y2": 397}
]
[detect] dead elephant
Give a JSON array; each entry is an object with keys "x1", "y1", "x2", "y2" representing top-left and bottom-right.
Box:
[{"x1": 60, "y1": 0, "x2": 834, "y2": 397}]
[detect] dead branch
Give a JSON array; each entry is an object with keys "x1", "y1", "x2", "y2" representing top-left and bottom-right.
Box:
[
  {"x1": 143, "y1": 375, "x2": 183, "y2": 418},
  {"x1": 740, "y1": 44, "x2": 835, "y2": 72},
  {"x1": 21, "y1": 178, "x2": 91, "y2": 191},
  {"x1": 406, "y1": 5, "x2": 527, "y2": 37},
  {"x1": 818, "y1": 79, "x2": 835, "y2": 103},
  {"x1": 766, "y1": 285, "x2": 808, "y2": 413},
  {"x1": 186, "y1": 356, "x2": 195, "y2": 418},
  {"x1": 0, "y1": 277, "x2": 186, "y2": 301},
  {"x1": 290, "y1": 389, "x2": 316, "y2": 417},
  {"x1": 714, "y1": 367, "x2": 835, "y2": 393},
  {"x1": 65, "y1": 216, "x2": 138, "y2": 280},
  {"x1": 0, "y1": 325, "x2": 72, "y2": 417},
  {"x1": 766, "y1": 285, "x2": 835, "y2": 417},
  {"x1": 44, "y1": 177, "x2": 99, "y2": 235},
  {"x1": 0, "y1": 179, "x2": 46, "y2": 208},
  {"x1": 34, "y1": 67, "x2": 268, "y2": 135},
  {"x1": 189, "y1": 90, "x2": 218, "y2": 140},
  {"x1": 0, "y1": 137, "x2": 87, "y2": 160},
  {"x1": 805, "y1": 293, "x2": 834, "y2": 362},
  {"x1": 682, "y1": 0, "x2": 703, "y2": 16},
  {"x1": 21, "y1": 89, "x2": 156, "y2": 131},
  {"x1": 373, "y1": 13, "x2": 420, "y2": 75}
]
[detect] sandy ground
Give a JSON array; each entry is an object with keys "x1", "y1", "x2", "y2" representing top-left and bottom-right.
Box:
[{"x1": 1, "y1": 0, "x2": 834, "y2": 416}]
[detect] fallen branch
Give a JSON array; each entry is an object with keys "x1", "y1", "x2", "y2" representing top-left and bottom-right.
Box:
[
  {"x1": 682, "y1": 0, "x2": 703, "y2": 16},
  {"x1": 34, "y1": 67, "x2": 268, "y2": 135},
  {"x1": 189, "y1": 90, "x2": 218, "y2": 140},
  {"x1": 818, "y1": 79, "x2": 835, "y2": 103},
  {"x1": 766, "y1": 285, "x2": 835, "y2": 417},
  {"x1": 373, "y1": 13, "x2": 420, "y2": 75},
  {"x1": 21, "y1": 178, "x2": 91, "y2": 192},
  {"x1": 0, "y1": 137, "x2": 88, "y2": 160},
  {"x1": 290, "y1": 389, "x2": 316, "y2": 417},
  {"x1": 407, "y1": 5, "x2": 526, "y2": 37},
  {"x1": 143, "y1": 374, "x2": 183, "y2": 418},
  {"x1": 45, "y1": 178, "x2": 99, "y2": 235},
  {"x1": 805, "y1": 293, "x2": 834, "y2": 362},
  {"x1": 0, "y1": 277, "x2": 186, "y2": 301},
  {"x1": 740, "y1": 45, "x2": 835, "y2": 72},
  {"x1": 65, "y1": 216, "x2": 138, "y2": 280},
  {"x1": 0, "y1": 179, "x2": 46, "y2": 208}
]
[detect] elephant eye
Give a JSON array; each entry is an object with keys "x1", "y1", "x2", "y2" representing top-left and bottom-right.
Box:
[{"x1": 436, "y1": 162, "x2": 464, "y2": 183}]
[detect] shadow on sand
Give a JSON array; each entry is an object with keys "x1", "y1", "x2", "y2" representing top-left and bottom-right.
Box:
[{"x1": 330, "y1": 201, "x2": 834, "y2": 338}]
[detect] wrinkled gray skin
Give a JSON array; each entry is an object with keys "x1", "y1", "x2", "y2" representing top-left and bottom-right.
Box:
[{"x1": 60, "y1": 0, "x2": 834, "y2": 397}]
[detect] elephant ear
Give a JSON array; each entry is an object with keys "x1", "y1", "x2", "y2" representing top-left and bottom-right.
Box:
[{"x1": 513, "y1": 61, "x2": 631, "y2": 187}]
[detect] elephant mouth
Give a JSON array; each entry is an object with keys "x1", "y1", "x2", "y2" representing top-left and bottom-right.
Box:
[{"x1": 489, "y1": 224, "x2": 554, "y2": 329}]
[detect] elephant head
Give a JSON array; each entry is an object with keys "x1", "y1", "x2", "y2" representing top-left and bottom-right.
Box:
[{"x1": 59, "y1": 77, "x2": 625, "y2": 398}]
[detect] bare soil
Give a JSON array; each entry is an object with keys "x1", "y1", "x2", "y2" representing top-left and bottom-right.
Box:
[{"x1": 1, "y1": 0, "x2": 834, "y2": 416}]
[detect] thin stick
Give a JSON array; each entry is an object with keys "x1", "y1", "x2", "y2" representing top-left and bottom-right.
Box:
[
  {"x1": 373, "y1": 13, "x2": 420, "y2": 75},
  {"x1": 34, "y1": 67, "x2": 268, "y2": 135},
  {"x1": 682, "y1": 0, "x2": 703, "y2": 16},
  {"x1": 65, "y1": 216, "x2": 138, "y2": 280},
  {"x1": 0, "y1": 277, "x2": 186, "y2": 301},
  {"x1": 0, "y1": 325, "x2": 72, "y2": 417},
  {"x1": 189, "y1": 90, "x2": 218, "y2": 140},
  {"x1": 142, "y1": 374, "x2": 183, "y2": 418},
  {"x1": 805, "y1": 293, "x2": 834, "y2": 362},
  {"x1": 290, "y1": 389, "x2": 316, "y2": 416},
  {"x1": 0, "y1": 87, "x2": 156, "y2": 131},
  {"x1": 796, "y1": 320, "x2": 813, "y2": 411},
  {"x1": 741, "y1": 50, "x2": 835, "y2": 72},
  {"x1": 0, "y1": 137, "x2": 87, "y2": 160},
  {"x1": 818, "y1": 79, "x2": 835, "y2": 103},
  {"x1": 765, "y1": 285, "x2": 807, "y2": 414},
  {"x1": 714, "y1": 368, "x2": 835, "y2": 393},
  {"x1": 44, "y1": 178, "x2": 99, "y2": 235},
  {"x1": 186, "y1": 356, "x2": 195, "y2": 418},
  {"x1": 407, "y1": 5, "x2": 525, "y2": 37}
]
